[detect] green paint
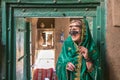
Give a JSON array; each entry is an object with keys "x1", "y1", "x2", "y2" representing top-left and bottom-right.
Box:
[
  {"x1": 24, "y1": 22, "x2": 31, "y2": 80},
  {"x1": 1, "y1": 0, "x2": 106, "y2": 80}
]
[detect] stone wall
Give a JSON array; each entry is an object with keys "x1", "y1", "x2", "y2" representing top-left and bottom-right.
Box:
[{"x1": 106, "y1": 0, "x2": 120, "y2": 80}]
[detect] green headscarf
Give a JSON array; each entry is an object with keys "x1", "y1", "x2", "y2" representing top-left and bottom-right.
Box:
[{"x1": 56, "y1": 18, "x2": 100, "y2": 80}]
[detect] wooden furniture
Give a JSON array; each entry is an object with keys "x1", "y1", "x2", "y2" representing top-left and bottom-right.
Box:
[{"x1": 33, "y1": 68, "x2": 57, "y2": 80}]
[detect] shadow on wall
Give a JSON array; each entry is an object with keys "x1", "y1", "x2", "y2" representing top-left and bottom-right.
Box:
[
  {"x1": 104, "y1": 54, "x2": 110, "y2": 80},
  {"x1": 0, "y1": 41, "x2": 2, "y2": 80},
  {"x1": 0, "y1": 40, "x2": 5, "y2": 80},
  {"x1": 105, "y1": 54, "x2": 119, "y2": 80}
]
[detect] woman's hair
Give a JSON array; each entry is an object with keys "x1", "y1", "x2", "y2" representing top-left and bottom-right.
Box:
[{"x1": 70, "y1": 19, "x2": 82, "y2": 28}]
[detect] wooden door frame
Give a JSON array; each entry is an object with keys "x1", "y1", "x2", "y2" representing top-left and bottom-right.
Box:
[{"x1": 2, "y1": 1, "x2": 106, "y2": 80}]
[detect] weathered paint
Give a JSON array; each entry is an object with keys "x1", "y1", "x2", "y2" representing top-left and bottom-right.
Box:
[{"x1": 1, "y1": 0, "x2": 106, "y2": 80}]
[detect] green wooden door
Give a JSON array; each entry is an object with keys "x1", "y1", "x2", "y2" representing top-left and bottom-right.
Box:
[
  {"x1": 2, "y1": 0, "x2": 106, "y2": 80},
  {"x1": 15, "y1": 18, "x2": 31, "y2": 80}
]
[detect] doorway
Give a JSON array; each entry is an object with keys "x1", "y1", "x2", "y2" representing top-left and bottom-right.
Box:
[
  {"x1": 2, "y1": 1, "x2": 105, "y2": 80},
  {"x1": 15, "y1": 17, "x2": 94, "y2": 80}
]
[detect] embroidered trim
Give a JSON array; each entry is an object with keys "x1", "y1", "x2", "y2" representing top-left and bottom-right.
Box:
[{"x1": 74, "y1": 42, "x2": 82, "y2": 80}]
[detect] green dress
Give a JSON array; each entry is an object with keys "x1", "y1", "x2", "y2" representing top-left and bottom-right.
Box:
[{"x1": 56, "y1": 19, "x2": 101, "y2": 80}]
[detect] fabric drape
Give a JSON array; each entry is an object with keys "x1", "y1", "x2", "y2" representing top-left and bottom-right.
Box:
[{"x1": 56, "y1": 18, "x2": 101, "y2": 80}]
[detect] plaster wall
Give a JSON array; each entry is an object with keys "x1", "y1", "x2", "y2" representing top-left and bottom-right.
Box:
[
  {"x1": 54, "y1": 18, "x2": 70, "y2": 64},
  {"x1": 106, "y1": 0, "x2": 120, "y2": 80}
]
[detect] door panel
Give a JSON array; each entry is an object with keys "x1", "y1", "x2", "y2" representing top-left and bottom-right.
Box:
[
  {"x1": 16, "y1": 18, "x2": 25, "y2": 80},
  {"x1": 15, "y1": 18, "x2": 31, "y2": 80}
]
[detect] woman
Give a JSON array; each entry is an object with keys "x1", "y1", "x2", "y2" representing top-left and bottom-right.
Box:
[{"x1": 56, "y1": 19, "x2": 100, "y2": 80}]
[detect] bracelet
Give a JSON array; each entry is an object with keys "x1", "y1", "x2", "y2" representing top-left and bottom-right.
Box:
[{"x1": 85, "y1": 57, "x2": 92, "y2": 62}]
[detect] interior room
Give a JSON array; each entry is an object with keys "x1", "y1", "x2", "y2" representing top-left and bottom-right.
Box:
[{"x1": 15, "y1": 17, "x2": 93, "y2": 80}]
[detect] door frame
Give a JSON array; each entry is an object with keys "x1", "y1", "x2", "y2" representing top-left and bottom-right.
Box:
[{"x1": 2, "y1": 1, "x2": 106, "y2": 80}]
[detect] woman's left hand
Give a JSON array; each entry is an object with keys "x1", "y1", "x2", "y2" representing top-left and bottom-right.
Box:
[
  {"x1": 79, "y1": 46, "x2": 88, "y2": 59},
  {"x1": 79, "y1": 46, "x2": 93, "y2": 72}
]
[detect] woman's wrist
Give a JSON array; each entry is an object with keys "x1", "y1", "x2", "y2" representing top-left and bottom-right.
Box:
[
  {"x1": 85, "y1": 57, "x2": 92, "y2": 62},
  {"x1": 86, "y1": 58, "x2": 94, "y2": 72}
]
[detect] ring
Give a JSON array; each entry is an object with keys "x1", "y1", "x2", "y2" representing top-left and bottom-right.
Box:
[{"x1": 67, "y1": 64, "x2": 69, "y2": 68}]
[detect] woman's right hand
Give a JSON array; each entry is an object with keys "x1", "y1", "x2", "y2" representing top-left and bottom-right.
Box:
[{"x1": 66, "y1": 62, "x2": 75, "y2": 71}]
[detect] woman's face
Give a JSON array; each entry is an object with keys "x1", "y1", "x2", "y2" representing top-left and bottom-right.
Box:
[{"x1": 69, "y1": 22, "x2": 81, "y2": 42}]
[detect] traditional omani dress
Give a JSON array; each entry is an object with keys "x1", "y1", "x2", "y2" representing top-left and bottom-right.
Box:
[{"x1": 56, "y1": 19, "x2": 101, "y2": 80}]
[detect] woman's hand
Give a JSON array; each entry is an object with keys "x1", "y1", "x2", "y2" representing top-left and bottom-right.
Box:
[
  {"x1": 79, "y1": 46, "x2": 93, "y2": 72},
  {"x1": 79, "y1": 46, "x2": 88, "y2": 59},
  {"x1": 66, "y1": 62, "x2": 75, "y2": 71}
]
